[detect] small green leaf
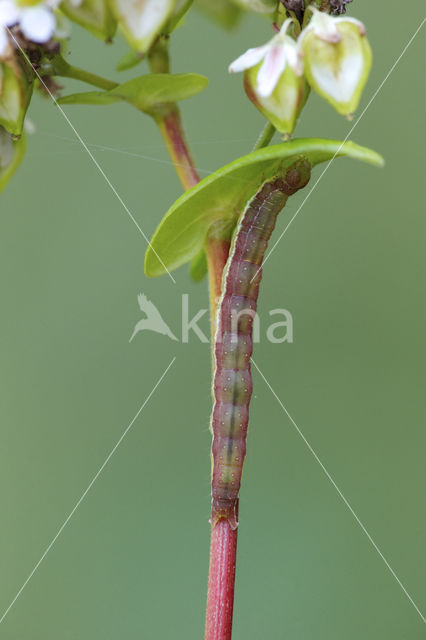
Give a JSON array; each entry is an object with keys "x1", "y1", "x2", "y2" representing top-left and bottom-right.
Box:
[
  {"x1": 190, "y1": 249, "x2": 208, "y2": 282},
  {"x1": 57, "y1": 91, "x2": 122, "y2": 106},
  {"x1": 116, "y1": 50, "x2": 145, "y2": 72},
  {"x1": 145, "y1": 138, "x2": 384, "y2": 277},
  {"x1": 57, "y1": 73, "x2": 209, "y2": 114},
  {"x1": 109, "y1": 73, "x2": 209, "y2": 113}
]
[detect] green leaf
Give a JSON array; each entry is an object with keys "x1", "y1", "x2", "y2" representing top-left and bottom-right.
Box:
[
  {"x1": 57, "y1": 91, "x2": 122, "y2": 106},
  {"x1": 145, "y1": 138, "x2": 384, "y2": 278},
  {"x1": 116, "y1": 50, "x2": 145, "y2": 72},
  {"x1": 0, "y1": 129, "x2": 26, "y2": 193},
  {"x1": 57, "y1": 73, "x2": 209, "y2": 114},
  {"x1": 190, "y1": 248, "x2": 208, "y2": 282},
  {"x1": 108, "y1": 73, "x2": 209, "y2": 112}
]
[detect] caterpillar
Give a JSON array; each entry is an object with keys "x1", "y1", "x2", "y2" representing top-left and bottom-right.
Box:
[{"x1": 210, "y1": 158, "x2": 311, "y2": 529}]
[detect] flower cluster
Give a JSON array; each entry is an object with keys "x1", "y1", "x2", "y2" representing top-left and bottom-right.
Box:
[{"x1": 229, "y1": 7, "x2": 371, "y2": 135}]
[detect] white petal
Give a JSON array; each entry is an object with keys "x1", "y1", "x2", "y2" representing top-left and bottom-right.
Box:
[
  {"x1": 20, "y1": 6, "x2": 55, "y2": 43},
  {"x1": 310, "y1": 52, "x2": 363, "y2": 103},
  {"x1": 228, "y1": 45, "x2": 269, "y2": 73},
  {"x1": 256, "y1": 45, "x2": 287, "y2": 97},
  {"x1": 283, "y1": 39, "x2": 303, "y2": 76},
  {"x1": 0, "y1": 0, "x2": 19, "y2": 27}
]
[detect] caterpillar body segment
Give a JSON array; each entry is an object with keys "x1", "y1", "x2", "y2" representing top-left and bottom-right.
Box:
[{"x1": 210, "y1": 159, "x2": 311, "y2": 528}]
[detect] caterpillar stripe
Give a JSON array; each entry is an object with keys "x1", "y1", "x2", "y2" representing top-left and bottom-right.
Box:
[{"x1": 210, "y1": 159, "x2": 311, "y2": 529}]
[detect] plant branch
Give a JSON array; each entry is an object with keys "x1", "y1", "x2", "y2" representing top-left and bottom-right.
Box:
[
  {"x1": 154, "y1": 107, "x2": 200, "y2": 190},
  {"x1": 252, "y1": 121, "x2": 276, "y2": 151},
  {"x1": 47, "y1": 54, "x2": 118, "y2": 91},
  {"x1": 149, "y1": 44, "x2": 286, "y2": 640},
  {"x1": 148, "y1": 37, "x2": 227, "y2": 323}
]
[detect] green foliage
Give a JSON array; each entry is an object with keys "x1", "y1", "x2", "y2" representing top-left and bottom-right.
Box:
[
  {"x1": 116, "y1": 50, "x2": 144, "y2": 72},
  {"x1": 57, "y1": 91, "x2": 121, "y2": 106},
  {"x1": 57, "y1": 73, "x2": 209, "y2": 114},
  {"x1": 145, "y1": 138, "x2": 384, "y2": 277}
]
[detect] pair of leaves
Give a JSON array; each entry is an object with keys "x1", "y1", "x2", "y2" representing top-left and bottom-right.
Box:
[
  {"x1": 57, "y1": 73, "x2": 209, "y2": 115},
  {"x1": 144, "y1": 138, "x2": 384, "y2": 278}
]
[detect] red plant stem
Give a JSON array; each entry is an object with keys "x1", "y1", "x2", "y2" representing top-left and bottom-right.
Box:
[
  {"x1": 205, "y1": 517, "x2": 238, "y2": 640},
  {"x1": 155, "y1": 107, "x2": 200, "y2": 190},
  {"x1": 155, "y1": 100, "x2": 236, "y2": 640}
]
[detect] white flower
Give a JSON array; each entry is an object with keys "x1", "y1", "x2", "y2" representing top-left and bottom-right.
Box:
[
  {"x1": 0, "y1": 0, "x2": 60, "y2": 57},
  {"x1": 229, "y1": 19, "x2": 302, "y2": 98},
  {"x1": 298, "y1": 6, "x2": 371, "y2": 116}
]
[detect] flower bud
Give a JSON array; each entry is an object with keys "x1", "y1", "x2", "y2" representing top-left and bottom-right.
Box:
[
  {"x1": 60, "y1": 0, "x2": 117, "y2": 41},
  {"x1": 229, "y1": 19, "x2": 308, "y2": 136},
  {"x1": 299, "y1": 9, "x2": 371, "y2": 117},
  {"x1": 109, "y1": 0, "x2": 175, "y2": 53},
  {"x1": 0, "y1": 57, "x2": 33, "y2": 137}
]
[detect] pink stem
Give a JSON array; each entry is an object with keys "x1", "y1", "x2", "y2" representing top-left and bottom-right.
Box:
[
  {"x1": 155, "y1": 106, "x2": 200, "y2": 190},
  {"x1": 155, "y1": 101, "x2": 236, "y2": 640},
  {"x1": 205, "y1": 517, "x2": 238, "y2": 640}
]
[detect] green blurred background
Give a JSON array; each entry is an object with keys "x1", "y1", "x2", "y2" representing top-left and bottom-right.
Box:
[{"x1": 0, "y1": 2, "x2": 424, "y2": 638}]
